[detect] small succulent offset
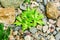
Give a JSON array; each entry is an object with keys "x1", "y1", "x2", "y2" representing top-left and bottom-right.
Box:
[{"x1": 14, "y1": 8, "x2": 45, "y2": 31}]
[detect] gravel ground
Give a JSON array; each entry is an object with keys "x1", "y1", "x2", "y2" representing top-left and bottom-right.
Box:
[{"x1": 0, "y1": 0, "x2": 60, "y2": 40}]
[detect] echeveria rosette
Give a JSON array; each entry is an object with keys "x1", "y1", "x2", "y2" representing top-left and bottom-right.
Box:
[{"x1": 14, "y1": 8, "x2": 45, "y2": 31}]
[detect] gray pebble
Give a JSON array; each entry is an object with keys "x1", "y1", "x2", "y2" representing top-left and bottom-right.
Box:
[
  {"x1": 14, "y1": 26, "x2": 21, "y2": 31},
  {"x1": 43, "y1": 17, "x2": 47, "y2": 24},
  {"x1": 55, "y1": 32, "x2": 60, "y2": 40},
  {"x1": 43, "y1": 0, "x2": 48, "y2": 5},
  {"x1": 30, "y1": 27, "x2": 37, "y2": 34},
  {"x1": 36, "y1": 0, "x2": 43, "y2": 3},
  {"x1": 57, "y1": 6, "x2": 60, "y2": 11},
  {"x1": 56, "y1": 27, "x2": 60, "y2": 32},
  {"x1": 39, "y1": 3, "x2": 45, "y2": 12},
  {"x1": 38, "y1": 34, "x2": 42, "y2": 38},
  {"x1": 24, "y1": 30, "x2": 29, "y2": 33},
  {"x1": 33, "y1": 33, "x2": 41, "y2": 40},
  {"x1": 20, "y1": 4, "x2": 26, "y2": 10},
  {"x1": 53, "y1": 31, "x2": 57, "y2": 35}
]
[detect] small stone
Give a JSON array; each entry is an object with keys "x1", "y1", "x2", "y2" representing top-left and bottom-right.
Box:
[
  {"x1": 30, "y1": 1, "x2": 39, "y2": 8},
  {"x1": 43, "y1": 33, "x2": 48, "y2": 37},
  {"x1": 15, "y1": 35, "x2": 20, "y2": 40},
  {"x1": 56, "y1": 27, "x2": 60, "y2": 31},
  {"x1": 36, "y1": 0, "x2": 43, "y2": 3},
  {"x1": 13, "y1": 31, "x2": 18, "y2": 35},
  {"x1": 24, "y1": 30, "x2": 29, "y2": 33},
  {"x1": 43, "y1": 17, "x2": 47, "y2": 24},
  {"x1": 15, "y1": 8, "x2": 22, "y2": 16},
  {"x1": 49, "y1": 24, "x2": 55, "y2": 30},
  {"x1": 24, "y1": 35, "x2": 33, "y2": 40},
  {"x1": 24, "y1": 30, "x2": 31, "y2": 35},
  {"x1": 57, "y1": 17, "x2": 60, "y2": 27},
  {"x1": 38, "y1": 34, "x2": 42, "y2": 38},
  {"x1": 55, "y1": 32, "x2": 60, "y2": 40},
  {"x1": 49, "y1": 24, "x2": 52, "y2": 27},
  {"x1": 14, "y1": 26, "x2": 21, "y2": 31},
  {"x1": 40, "y1": 37, "x2": 45, "y2": 40},
  {"x1": 30, "y1": 27, "x2": 37, "y2": 34},
  {"x1": 53, "y1": 31, "x2": 57, "y2": 35},
  {"x1": 47, "y1": 35, "x2": 51, "y2": 39},
  {"x1": 19, "y1": 30, "x2": 23, "y2": 34},
  {"x1": 36, "y1": 25, "x2": 42, "y2": 30},
  {"x1": 9, "y1": 35, "x2": 15, "y2": 40},
  {"x1": 32, "y1": 32, "x2": 40, "y2": 40},
  {"x1": 43, "y1": 25, "x2": 48, "y2": 33},
  {"x1": 43, "y1": 0, "x2": 48, "y2": 5},
  {"x1": 47, "y1": 22, "x2": 50, "y2": 25},
  {"x1": 47, "y1": 29, "x2": 50, "y2": 34},
  {"x1": 39, "y1": 3, "x2": 45, "y2": 12},
  {"x1": 20, "y1": 4, "x2": 26, "y2": 10},
  {"x1": 49, "y1": 19, "x2": 56, "y2": 24},
  {"x1": 50, "y1": 35, "x2": 55, "y2": 40},
  {"x1": 49, "y1": 26, "x2": 55, "y2": 32},
  {"x1": 36, "y1": 7, "x2": 42, "y2": 13}
]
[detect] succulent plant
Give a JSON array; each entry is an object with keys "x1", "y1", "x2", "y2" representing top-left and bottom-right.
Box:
[
  {"x1": 14, "y1": 8, "x2": 45, "y2": 31},
  {"x1": 0, "y1": 23, "x2": 10, "y2": 40}
]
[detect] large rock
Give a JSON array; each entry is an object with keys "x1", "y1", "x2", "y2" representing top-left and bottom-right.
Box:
[
  {"x1": 0, "y1": 8, "x2": 15, "y2": 24},
  {"x1": 46, "y1": 2, "x2": 59, "y2": 19},
  {"x1": 0, "y1": 0, "x2": 24, "y2": 9}
]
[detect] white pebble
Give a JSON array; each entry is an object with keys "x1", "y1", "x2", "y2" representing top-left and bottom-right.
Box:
[
  {"x1": 43, "y1": 25, "x2": 48, "y2": 33},
  {"x1": 24, "y1": 35, "x2": 33, "y2": 40}
]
